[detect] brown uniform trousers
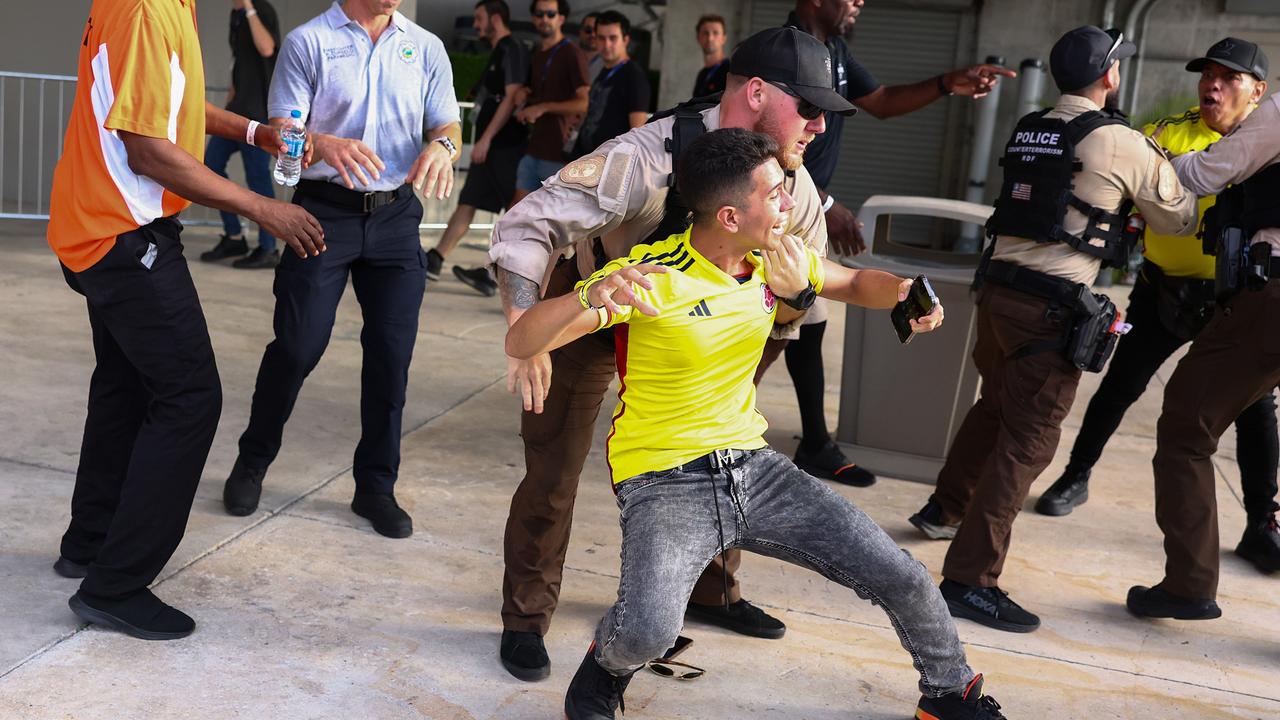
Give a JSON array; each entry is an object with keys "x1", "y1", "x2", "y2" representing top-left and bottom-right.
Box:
[
  {"x1": 1153, "y1": 281, "x2": 1280, "y2": 600},
  {"x1": 934, "y1": 283, "x2": 1082, "y2": 587},
  {"x1": 501, "y1": 259, "x2": 740, "y2": 635}
]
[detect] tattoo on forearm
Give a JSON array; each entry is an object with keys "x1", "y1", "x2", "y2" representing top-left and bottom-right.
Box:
[{"x1": 497, "y1": 268, "x2": 540, "y2": 310}]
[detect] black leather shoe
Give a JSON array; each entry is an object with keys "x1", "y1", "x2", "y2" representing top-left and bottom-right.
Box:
[
  {"x1": 200, "y1": 234, "x2": 248, "y2": 262},
  {"x1": 1236, "y1": 513, "x2": 1280, "y2": 573},
  {"x1": 351, "y1": 493, "x2": 413, "y2": 538},
  {"x1": 500, "y1": 629, "x2": 550, "y2": 681},
  {"x1": 940, "y1": 579, "x2": 1040, "y2": 633},
  {"x1": 223, "y1": 457, "x2": 267, "y2": 517},
  {"x1": 1126, "y1": 584, "x2": 1222, "y2": 620},
  {"x1": 425, "y1": 248, "x2": 444, "y2": 281},
  {"x1": 685, "y1": 599, "x2": 786, "y2": 639},
  {"x1": 53, "y1": 556, "x2": 89, "y2": 579},
  {"x1": 231, "y1": 247, "x2": 279, "y2": 269},
  {"x1": 794, "y1": 439, "x2": 876, "y2": 487},
  {"x1": 453, "y1": 265, "x2": 498, "y2": 296},
  {"x1": 1035, "y1": 466, "x2": 1090, "y2": 516},
  {"x1": 69, "y1": 589, "x2": 194, "y2": 640},
  {"x1": 564, "y1": 648, "x2": 634, "y2": 720}
]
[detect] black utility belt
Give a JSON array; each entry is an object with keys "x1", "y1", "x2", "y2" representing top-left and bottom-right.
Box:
[
  {"x1": 295, "y1": 179, "x2": 413, "y2": 213},
  {"x1": 1210, "y1": 229, "x2": 1280, "y2": 303},
  {"x1": 1141, "y1": 261, "x2": 1215, "y2": 342}
]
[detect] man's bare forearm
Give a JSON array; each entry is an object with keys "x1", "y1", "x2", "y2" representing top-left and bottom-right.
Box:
[
  {"x1": 205, "y1": 102, "x2": 255, "y2": 143},
  {"x1": 497, "y1": 267, "x2": 542, "y2": 326},
  {"x1": 120, "y1": 131, "x2": 269, "y2": 221}
]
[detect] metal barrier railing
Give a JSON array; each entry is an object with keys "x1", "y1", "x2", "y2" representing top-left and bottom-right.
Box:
[{"x1": 0, "y1": 70, "x2": 496, "y2": 235}]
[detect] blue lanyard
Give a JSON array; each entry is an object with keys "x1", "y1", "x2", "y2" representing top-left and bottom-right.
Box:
[
  {"x1": 600, "y1": 59, "x2": 628, "y2": 83},
  {"x1": 540, "y1": 38, "x2": 569, "y2": 84}
]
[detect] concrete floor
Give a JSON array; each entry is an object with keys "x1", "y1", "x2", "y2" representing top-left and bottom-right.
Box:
[{"x1": 0, "y1": 220, "x2": 1275, "y2": 719}]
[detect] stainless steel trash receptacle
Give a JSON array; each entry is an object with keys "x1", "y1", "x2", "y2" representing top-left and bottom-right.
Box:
[{"x1": 835, "y1": 195, "x2": 993, "y2": 484}]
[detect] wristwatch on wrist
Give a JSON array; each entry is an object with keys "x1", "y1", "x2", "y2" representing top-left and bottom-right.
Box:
[
  {"x1": 433, "y1": 135, "x2": 458, "y2": 161},
  {"x1": 781, "y1": 283, "x2": 817, "y2": 311}
]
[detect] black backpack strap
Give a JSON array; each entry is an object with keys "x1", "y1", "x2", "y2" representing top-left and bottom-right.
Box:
[{"x1": 642, "y1": 100, "x2": 710, "y2": 245}]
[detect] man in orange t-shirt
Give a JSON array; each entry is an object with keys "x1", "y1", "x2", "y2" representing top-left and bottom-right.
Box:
[{"x1": 48, "y1": 0, "x2": 324, "y2": 641}]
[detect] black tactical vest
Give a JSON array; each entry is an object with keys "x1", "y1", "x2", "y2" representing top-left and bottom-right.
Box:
[{"x1": 640, "y1": 94, "x2": 718, "y2": 246}]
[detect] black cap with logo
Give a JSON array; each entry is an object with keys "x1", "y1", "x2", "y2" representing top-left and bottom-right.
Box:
[
  {"x1": 1186, "y1": 37, "x2": 1269, "y2": 81},
  {"x1": 1049, "y1": 26, "x2": 1137, "y2": 92},
  {"x1": 728, "y1": 27, "x2": 858, "y2": 116}
]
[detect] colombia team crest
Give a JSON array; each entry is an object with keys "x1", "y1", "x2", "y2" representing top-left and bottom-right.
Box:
[{"x1": 761, "y1": 283, "x2": 776, "y2": 313}]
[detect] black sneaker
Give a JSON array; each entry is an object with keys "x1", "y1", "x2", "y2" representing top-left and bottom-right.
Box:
[
  {"x1": 1034, "y1": 465, "x2": 1090, "y2": 516},
  {"x1": 1126, "y1": 584, "x2": 1222, "y2": 620},
  {"x1": 794, "y1": 439, "x2": 876, "y2": 487},
  {"x1": 564, "y1": 647, "x2": 634, "y2": 720},
  {"x1": 425, "y1": 248, "x2": 444, "y2": 281},
  {"x1": 940, "y1": 579, "x2": 1041, "y2": 633},
  {"x1": 910, "y1": 497, "x2": 959, "y2": 540},
  {"x1": 69, "y1": 589, "x2": 195, "y2": 641},
  {"x1": 916, "y1": 674, "x2": 1006, "y2": 720},
  {"x1": 351, "y1": 492, "x2": 413, "y2": 539},
  {"x1": 685, "y1": 599, "x2": 786, "y2": 639},
  {"x1": 222, "y1": 457, "x2": 267, "y2": 517},
  {"x1": 500, "y1": 629, "x2": 550, "y2": 681},
  {"x1": 1235, "y1": 513, "x2": 1280, "y2": 573},
  {"x1": 200, "y1": 234, "x2": 248, "y2": 262},
  {"x1": 53, "y1": 556, "x2": 89, "y2": 579},
  {"x1": 453, "y1": 265, "x2": 498, "y2": 297},
  {"x1": 231, "y1": 247, "x2": 280, "y2": 269}
]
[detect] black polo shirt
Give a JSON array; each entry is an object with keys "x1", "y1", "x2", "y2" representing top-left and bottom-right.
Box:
[
  {"x1": 473, "y1": 35, "x2": 531, "y2": 148},
  {"x1": 572, "y1": 59, "x2": 651, "y2": 158},
  {"x1": 692, "y1": 59, "x2": 729, "y2": 98},
  {"x1": 225, "y1": 0, "x2": 280, "y2": 123}
]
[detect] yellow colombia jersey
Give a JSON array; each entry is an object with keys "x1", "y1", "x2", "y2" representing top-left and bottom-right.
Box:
[
  {"x1": 1141, "y1": 108, "x2": 1220, "y2": 279},
  {"x1": 576, "y1": 228, "x2": 825, "y2": 484}
]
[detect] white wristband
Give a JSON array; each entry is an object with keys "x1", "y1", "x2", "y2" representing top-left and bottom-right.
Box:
[
  {"x1": 245, "y1": 120, "x2": 260, "y2": 146},
  {"x1": 245, "y1": 8, "x2": 258, "y2": 18},
  {"x1": 821, "y1": 194, "x2": 835, "y2": 213}
]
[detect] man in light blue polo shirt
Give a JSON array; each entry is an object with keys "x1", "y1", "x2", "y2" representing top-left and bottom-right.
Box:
[{"x1": 221, "y1": 0, "x2": 462, "y2": 539}]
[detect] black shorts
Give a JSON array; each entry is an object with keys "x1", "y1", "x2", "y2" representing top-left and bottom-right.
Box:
[{"x1": 458, "y1": 144, "x2": 524, "y2": 213}]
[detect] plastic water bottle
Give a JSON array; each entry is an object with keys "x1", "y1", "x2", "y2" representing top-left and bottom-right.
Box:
[{"x1": 273, "y1": 110, "x2": 305, "y2": 187}]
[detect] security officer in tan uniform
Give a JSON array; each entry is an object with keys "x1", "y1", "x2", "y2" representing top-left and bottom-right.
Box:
[
  {"x1": 488, "y1": 27, "x2": 854, "y2": 680},
  {"x1": 1128, "y1": 79, "x2": 1280, "y2": 621},
  {"x1": 908, "y1": 26, "x2": 1198, "y2": 633}
]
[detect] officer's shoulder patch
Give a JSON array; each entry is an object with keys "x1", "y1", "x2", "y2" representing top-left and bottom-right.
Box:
[
  {"x1": 559, "y1": 154, "x2": 606, "y2": 188},
  {"x1": 1157, "y1": 161, "x2": 1181, "y2": 202}
]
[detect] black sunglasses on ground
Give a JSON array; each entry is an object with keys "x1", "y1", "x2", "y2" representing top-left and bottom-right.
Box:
[
  {"x1": 646, "y1": 659, "x2": 705, "y2": 680},
  {"x1": 766, "y1": 81, "x2": 825, "y2": 121}
]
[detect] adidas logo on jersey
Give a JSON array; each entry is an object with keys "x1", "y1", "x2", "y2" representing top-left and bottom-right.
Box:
[{"x1": 688, "y1": 300, "x2": 712, "y2": 317}]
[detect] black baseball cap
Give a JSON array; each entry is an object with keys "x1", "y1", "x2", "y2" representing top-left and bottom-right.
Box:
[
  {"x1": 1186, "y1": 37, "x2": 1269, "y2": 81},
  {"x1": 1049, "y1": 26, "x2": 1136, "y2": 92},
  {"x1": 728, "y1": 27, "x2": 857, "y2": 116}
]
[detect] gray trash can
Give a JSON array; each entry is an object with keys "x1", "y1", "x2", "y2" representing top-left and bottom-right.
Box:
[{"x1": 835, "y1": 195, "x2": 994, "y2": 484}]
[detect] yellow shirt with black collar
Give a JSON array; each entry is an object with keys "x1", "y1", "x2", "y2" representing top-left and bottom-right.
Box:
[
  {"x1": 576, "y1": 227, "x2": 825, "y2": 484},
  {"x1": 1141, "y1": 107, "x2": 1220, "y2": 279}
]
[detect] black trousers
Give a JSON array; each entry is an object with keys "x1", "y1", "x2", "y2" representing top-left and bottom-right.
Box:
[
  {"x1": 237, "y1": 188, "x2": 426, "y2": 495},
  {"x1": 59, "y1": 218, "x2": 222, "y2": 600},
  {"x1": 1069, "y1": 265, "x2": 1280, "y2": 520}
]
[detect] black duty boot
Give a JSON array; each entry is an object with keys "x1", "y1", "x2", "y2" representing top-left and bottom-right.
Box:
[
  {"x1": 685, "y1": 598, "x2": 786, "y2": 639},
  {"x1": 425, "y1": 248, "x2": 444, "y2": 281},
  {"x1": 1126, "y1": 584, "x2": 1222, "y2": 620},
  {"x1": 940, "y1": 579, "x2": 1040, "y2": 633},
  {"x1": 351, "y1": 492, "x2": 413, "y2": 538},
  {"x1": 564, "y1": 648, "x2": 634, "y2": 720},
  {"x1": 794, "y1": 439, "x2": 876, "y2": 487},
  {"x1": 1035, "y1": 465, "x2": 1091, "y2": 516},
  {"x1": 1235, "y1": 513, "x2": 1280, "y2": 573},
  {"x1": 915, "y1": 674, "x2": 1007, "y2": 720},
  {"x1": 69, "y1": 589, "x2": 195, "y2": 640},
  {"x1": 499, "y1": 629, "x2": 550, "y2": 681},
  {"x1": 231, "y1": 247, "x2": 280, "y2": 269},
  {"x1": 223, "y1": 457, "x2": 267, "y2": 517},
  {"x1": 200, "y1": 234, "x2": 248, "y2": 262},
  {"x1": 909, "y1": 497, "x2": 959, "y2": 540},
  {"x1": 453, "y1": 265, "x2": 498, "y2": 297},
  {"x1": 53, "y1": 556, "x2": 90, "y2": 579}
]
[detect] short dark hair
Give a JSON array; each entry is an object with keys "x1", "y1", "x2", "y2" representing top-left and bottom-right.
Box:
[
  {"x1": 676, "y1": 129, "x2": 780, "y2": 223},
  {"x1": 476, "y1": 0, "x2": 510, "y2": 26},
  {"x1": 582, "y1": 11, "x2": 599, "y2": 24},
  {"x1": 529, "y1": 0, "x2": 570, "y2": 17},
  {"x1": 696, "y1": 14, "x2": 726, "y2": 33},
  {"x1": 594, "y1": 10, "x2": 630, "y2": 37}
]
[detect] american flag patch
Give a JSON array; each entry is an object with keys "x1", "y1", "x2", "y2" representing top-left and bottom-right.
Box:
[{"x1": 1012, "y1": 182, "x2": 1033, "y2": 201}]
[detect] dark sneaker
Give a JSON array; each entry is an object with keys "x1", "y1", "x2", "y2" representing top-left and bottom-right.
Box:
[
  {"x1": 916, "y1": 674, "x2": 1006, "y2": 720},
  {"x1": 794, "y1": 439, "x2": 876, "y2": 487},
  {"x1": 1126, "y1": 584, "x2": 1222, "y2": 620},
  {"x1": 53, "y1": 556, "x2": 89, "y2": 579},
  {"x1": 200, "y1": 234, "x2": 248, "y2": 262},
  {"x1": 425, "y1": 248, "x2": 444, "y2": 281},
  {"x1": 940, "y1": 579, "x2": 1040, "y2": 633},
  {"x1": 500, "y1": 629, "x2": 550, "y2": 681},
  {"x1": 564, "y1": 647, "x2": 634, "y2": 720},
  {"x1": 453, "y1": 265, "x2": 498, "y2": 297},
  {"x1": 685, "y1": 599, "x2": 786, "y2": 639},
  {"x1": 910, "y1": 498, "x2": 959, "y2": 540},
  {"x1": 1034, "y1": 466, "x2": 1090, "y2": 516},
  {"x1": 231, "y1": 247, "x2": 280, "y2": 269},
  {"x1": 351, "y1": 492, "x2": 413, "y2": 539},
  {"x1": 69, "y1": 589, "x2": 195, "y2": 640},
  {"x1": 222, "y1": 457, "x2": 267, "y2": 517},
  {"x1": 1235, "y1": 513, "x2": 1280, "y2": 573}
]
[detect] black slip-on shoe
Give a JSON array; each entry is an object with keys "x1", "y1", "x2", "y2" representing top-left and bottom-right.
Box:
[
  {"x1": 916, "y1": 674, "x2": 1007, "y2": 719},
  {"x1": 53, "y1": 556, "x2": 89, "y2": 579},
  {"x1": 500, "y1": 629, "x2": 550, "y2": 681},
  {"x1": 1034, "y1": 466, "x2": 1091, "y2": 516},
  {"x1": 231, "y1": 247, "x2": 279, "y2": 269},
  {"x1": 351, "y1": 492, "x2": 413, "y2": 539},
  {"x1": 910, "y1": 497, "x2": 959, "y2": 540},
  {"x1": 425, "y1": 248, "x2": 444, "y2": 281},
  {"x1": 940, "y1": 579, "x2": 1040, "y2": 633},
  {"x1": 1235, "y1": 513, "x2": 1280, "y2": 573},
  {"x1": 453, "y1": 265, "x2": 498, "y2": 297},
  {"x1": 685, "y1": 599, "x2": 786, "y2": 639},
  {"x1": 1126, "y1": 584, "x2": 1222, "y2": 620},
  {"x1": 69, "y1": 589, "x2": 194, "y2": 640},
  {"x1": 200, "y1": 234, "x2": 248, "y2": 262},
  {"x1": 564, "y1": 647, "x2": 633, "y2": 720},
  {"x1": 223, "y1": 457, "x2": 267, "y2": 517},
  {"x1": 794, "y1": 439, "x2": 876, "y2": 487}
]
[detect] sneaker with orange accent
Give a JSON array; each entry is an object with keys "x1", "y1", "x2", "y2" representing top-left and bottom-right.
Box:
[
  {"x1": 916, "y1": 674, "x2": 1006, "y2": 720},
  {"x1": 794, "y1": 439, "x2": 876, "y2": 487}
]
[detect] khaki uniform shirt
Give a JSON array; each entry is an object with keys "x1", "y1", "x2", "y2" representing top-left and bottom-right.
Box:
[
  {"x1": 993, "y1": 95, "x2": 1198, "y2": 285},
  {"x1": 1172, "y1": 94, "x2": 1280, "y2": 256},
  {"x1": 488, "y1": 105, "x2": 828, "y2": 336}
]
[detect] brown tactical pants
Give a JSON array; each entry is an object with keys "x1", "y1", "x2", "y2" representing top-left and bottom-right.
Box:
[
  {"x1": 1153, "y1": 282, "x2": 1280, "y2": 600},
  {"x1": 934, "y1": 283, "x2": 1082, "y2": 587},
  {"x1": 501, "y1": 259, "x2": 741, "y2": 636}
]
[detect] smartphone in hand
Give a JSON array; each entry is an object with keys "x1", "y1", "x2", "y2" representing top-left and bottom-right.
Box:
[{"x1": 891, "y1": 275, "x2": 939, "y2": 344}]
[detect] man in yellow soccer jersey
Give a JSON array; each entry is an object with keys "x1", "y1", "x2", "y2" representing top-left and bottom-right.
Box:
[{"x1": 507, "y1": 129, "x2": 1005, "y2": 720}]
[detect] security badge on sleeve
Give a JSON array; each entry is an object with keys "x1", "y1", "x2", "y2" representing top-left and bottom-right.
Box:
[{"x1": 559, "y1": 154, "x2": 606, "y2": 188}]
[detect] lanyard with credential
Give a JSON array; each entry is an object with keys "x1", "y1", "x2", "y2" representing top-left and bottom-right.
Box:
[
  {"x1": 598, "y1": 59, "x2": 629, "y2": 84},
  {"x1": 540, "y1": 38, "x2": 570, "y2": 85}
]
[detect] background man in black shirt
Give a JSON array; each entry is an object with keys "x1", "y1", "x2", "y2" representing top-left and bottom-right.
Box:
[
  {"x1": 200, "y1": 0, "x2": 282, "y2": 270},
  {"x1": 570, "y1": 10, "x2": 650, "y2": 159},
  {"x1": 692, "y1": 14, "x2": 729, "y2": 98}
]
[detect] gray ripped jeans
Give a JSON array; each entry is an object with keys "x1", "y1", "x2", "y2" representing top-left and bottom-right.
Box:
[{"x1": 592, "y1": 448, "x2": 974, "y2": 697}]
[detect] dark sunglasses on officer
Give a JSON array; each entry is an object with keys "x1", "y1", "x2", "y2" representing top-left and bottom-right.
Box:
[{"x1": 766, "y1": 81, "x2": 825, "y2": 121}]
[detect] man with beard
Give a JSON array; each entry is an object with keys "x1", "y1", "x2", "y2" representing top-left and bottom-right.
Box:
[
  {"x1": 908, "y1": 26, "x2": 1198, "y2": 633},
  {"x1": 489, "y1": 27, "x2": 849, "y2": 682}
]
